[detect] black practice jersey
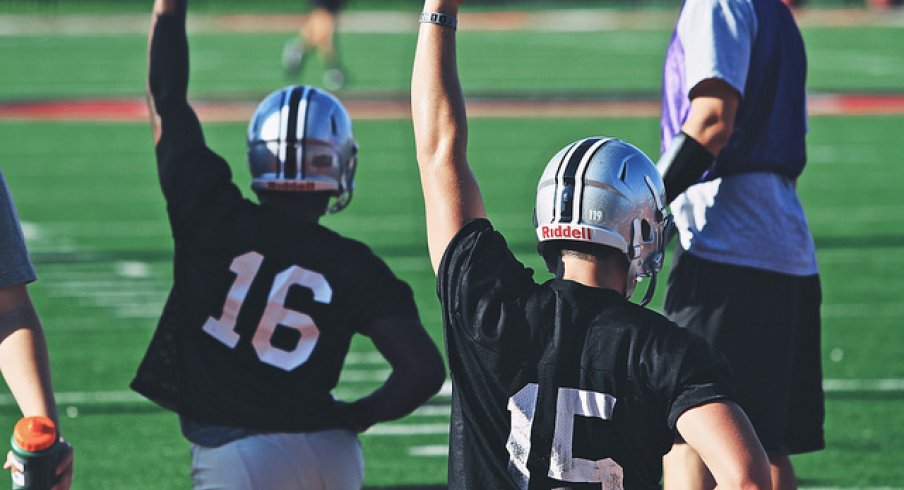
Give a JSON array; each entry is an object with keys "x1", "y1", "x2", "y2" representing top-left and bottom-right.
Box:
[
  {"x1": 131, "y1": 13, "x2": 417, "y2": 432},
  {"x1": 438, "y1": 219, "x2": 736, "y2": 489}
]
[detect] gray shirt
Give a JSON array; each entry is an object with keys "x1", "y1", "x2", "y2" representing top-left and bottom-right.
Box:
[{"x1": 0, "y1": 170, "x2": 36, "y2": 288}]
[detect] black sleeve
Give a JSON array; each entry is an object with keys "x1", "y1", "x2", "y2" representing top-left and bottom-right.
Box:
[
  {"x1": 150, "y1": 8, "x2": 204, "y2": 173},
  {"x1": 663, "y1": 330, "x2": 737, "y2": 429},
  {"x1": 347, "y1": 251, "x2": 420, "y2": 336},
  {"x1": 149, "y1": 8, "x2": 245, "y2": 239},
  {"x1": 436, "y1": 219, "x2": 537, "y2": 347}
]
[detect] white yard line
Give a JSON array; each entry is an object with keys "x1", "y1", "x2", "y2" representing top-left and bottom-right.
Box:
[{"x1": 2, "y1": 378, "x2": 902, "y2": 409}]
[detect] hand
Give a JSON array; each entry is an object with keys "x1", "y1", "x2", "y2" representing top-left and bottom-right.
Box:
[
  {"x1": 2, "y1": 439, "x2": 73, "y2": 490},
  {"x1": 51, "y1": 438, "x2": 73, "y2": 490},
  {"x1": 333, "y1": 400, "x2": 372, "y2": 433}
]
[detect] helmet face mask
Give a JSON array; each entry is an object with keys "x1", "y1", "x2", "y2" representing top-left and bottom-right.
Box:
[
  {"x1": 247, "y1": 85, "x2": 358, "y2": 214},
  {"x1": 534, "y1": 137, "x2": 671, "y2": 304}
]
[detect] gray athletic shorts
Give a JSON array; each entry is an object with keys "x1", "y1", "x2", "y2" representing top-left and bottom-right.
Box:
[
  {"x1": 663, "y1": 245, "x2": 825, "y2": 455},
  {"x1": 191, "y1": 429, "x2": 363, "y2": 490}
]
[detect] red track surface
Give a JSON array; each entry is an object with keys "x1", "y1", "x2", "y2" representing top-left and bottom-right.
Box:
[{"x1": 1, "y1": 94, "x2": 903, "y2": 122}]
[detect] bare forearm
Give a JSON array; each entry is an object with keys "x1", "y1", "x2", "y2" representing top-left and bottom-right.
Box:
[{"x1": 0, "y1": 306, "x2": 58, "y2": 424}]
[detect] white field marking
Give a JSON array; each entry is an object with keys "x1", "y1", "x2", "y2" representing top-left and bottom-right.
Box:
[
  {"x1": 823, "y1": 379, "x2": 904, "y2": 392},
  {"x1": 60, "y1": 290, "x2": 163, "y2": 301},
  {"x1": 408, "y1": 445, "x2": 449, "y2": 457},
  {"x1": 439, "y1": 380, "x2": 453, "y2": 397},
  {"x1": 47, "y1": 280, "x2": 165, "y2": 290},
  {"x1": 116, "y1": 261, "x2": 151, "y2": 278},
  {"x1": 817, "y1": 249, "x2": 904, "y2": 265},
  {"x1": 21, "y1": 220, "x2": 168, "y2": 238},
  {"x1": 807, "y1": 205, "x2": 904, "y2": 223},
  {"x1": 411, "y1": 405, "x2": 452, "y2": 418},
  {"x1": 822, "y1": 303, "x2": 904, "y2": 319},
  {"x1": 20, "y1": 221, "x2": 43, "y2": 240},
  {"x1": 363, "y1": 423, "x2": 449, "y2": 436},
  {"x1": 2, "y1": 378, "x2": 899, "y2": 409},
  {"x1": 806, "y1": 144, "x2": 886, "y2": 165},
  {"x1": 344, "y1": 351, "x2": 389, "y2": 365},
  {"x1": 19, "y1": 221, "x2": 77, "y2": 253},
  {"x1": 339, "y1": 369, "x2": 392, "y2": 383},
  {"x1": 110, "y1": 305, "x2": 166, "y2": 319}
]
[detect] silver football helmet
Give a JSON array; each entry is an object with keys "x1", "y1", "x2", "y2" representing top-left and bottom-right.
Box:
[
  {"x1": 534, "y1": 137, "x2": 671, "y2": 304},
  {"x1": 247, "y1": 85, "x2": 358, "y2": 214}
]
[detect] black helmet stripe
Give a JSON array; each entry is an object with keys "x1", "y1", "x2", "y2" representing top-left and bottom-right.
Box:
[
  {"x1": 282, "y1": 86, "x2": 311, "y2": 180},
  {"x1": 551, "y1": 141, "x2": 580, "y2": 223},
  {"x1": 571, "y1": 138, "x2": 612, "y2": 223},
  {"x1": 556, "y1": 137, "x2": 601, "y2": 223},
  {"x1": 276, "y1": 89, "x2": 291, "y2": 179}
]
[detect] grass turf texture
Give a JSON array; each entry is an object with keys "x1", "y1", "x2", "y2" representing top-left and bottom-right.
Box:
[
  {"x1": 1, "y1": 27, "x2": 903, "y2": 100},
  {"x1": 1, "y1": 19, "x2": 903, "y2": 489},
  {"x1": 2, "y1": 114, "x2": 904, "y2": 488},
  {"x1": 0, "y1": 0, "x2": 879, "y2": 14}
]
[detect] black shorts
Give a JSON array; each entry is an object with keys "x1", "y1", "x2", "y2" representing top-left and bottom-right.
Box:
[
  {"x1": 311, "y1": 0, "x2": 343, "y2": 13},
  {"x1": 663, "y1": 245, "x2": 825, "y2": 455}
]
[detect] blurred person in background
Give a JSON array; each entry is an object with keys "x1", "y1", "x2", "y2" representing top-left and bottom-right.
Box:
[
  {"x1": 657, "y1": 0, "x2": 824, "y2": 488},
  {"x1": 0, "y1": 170, "x2": 74, "y2": 490},
  {"x1": 132, "y1": 1, "x2": 445, "y2": 488},
  {"x1": 282, "y1": 0, "x2": 347, "y2": 90}
]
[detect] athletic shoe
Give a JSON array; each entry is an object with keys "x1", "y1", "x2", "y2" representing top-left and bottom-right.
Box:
[
  {"x1": 323, "y1": 68, "x2": 346, "y2": 91},
  {"x1": 281, "y1": 38, "x2": 305, "y2": 76}
]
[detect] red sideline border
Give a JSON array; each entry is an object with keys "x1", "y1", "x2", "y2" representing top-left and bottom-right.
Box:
[{"x1": 0, "y1": 94, "x2": 903, "y2": 122}]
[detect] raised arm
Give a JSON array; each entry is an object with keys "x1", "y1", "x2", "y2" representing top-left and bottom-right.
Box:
[
  {"x1": 336, "y1": 316, "x2": 445, "y2": 432},
  {"x1": 411, "y1": 0, "x2": 486, "y2": 273},
  {"x1": 674, "y1": 401, "x2": 771, "y2": 490},
  {"x1": 147, "y1": 0, "x2": 203, "y2": 149}
]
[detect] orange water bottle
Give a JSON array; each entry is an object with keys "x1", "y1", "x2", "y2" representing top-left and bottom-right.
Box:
[{"x1": 9, "y1": 416, "x2": 62, "y2": 490}]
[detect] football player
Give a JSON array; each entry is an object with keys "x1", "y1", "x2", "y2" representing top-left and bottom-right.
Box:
[
  {"x1": 282, "y1": 0, "x2": 347, "y2": 90},
  {"x1": 658, "y1": 1, "x2": 824, "y2": 488},
  {"x1": 411, "y1": 0, "x2": 771, "y2": 488},
  {"x1": 131, "y1": 1, "x2": 445, "y2": 488}
]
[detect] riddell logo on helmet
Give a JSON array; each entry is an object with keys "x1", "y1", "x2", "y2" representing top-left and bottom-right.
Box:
[
  {"x1": 263, "y1": 181, "x2": 317, "y2": 191},
  {"x1": 539, "y1": 225, "x2": 593, "y2": 241}
]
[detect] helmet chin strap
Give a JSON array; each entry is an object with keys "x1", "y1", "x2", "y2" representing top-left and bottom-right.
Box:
[
  {"x1": 326, "y1": 189, "x2": 352, "y2": 215},
  {"x1": 638, "y1": 271, "x2": 657, "y2": 307}
]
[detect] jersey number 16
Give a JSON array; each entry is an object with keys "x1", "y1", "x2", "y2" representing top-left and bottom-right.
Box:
[{"x1": 202, "y1": 251, "x2": 333, "y2": 371}]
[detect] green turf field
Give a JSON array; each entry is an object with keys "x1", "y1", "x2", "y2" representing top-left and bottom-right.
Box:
[{"x1": 1, "y1": 10, "x2": 903, "y2": 489}]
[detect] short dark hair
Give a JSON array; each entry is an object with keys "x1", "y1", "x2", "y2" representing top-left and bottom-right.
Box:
[{"x1": 539, "y1": 240, "x2": 624, "y2": 273}]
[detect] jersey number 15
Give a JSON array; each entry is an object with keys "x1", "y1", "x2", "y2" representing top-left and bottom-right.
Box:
[{"x1": 202, "y1": 251, "x2": 332, "y2": 371}]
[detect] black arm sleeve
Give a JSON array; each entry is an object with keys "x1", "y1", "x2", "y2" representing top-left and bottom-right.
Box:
[
  {"x1": 149, "y1": 7, "x2": 206, "y2": 199},
  {"x1": 656, "y1": 131, "x2": 715, "y2": 205},
  {"x1": 147, "y1": 4, "x2": 245, "y2": 241},
  {"x1": 149, "y1": 7, "x2": 189, "y2": 117}
]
